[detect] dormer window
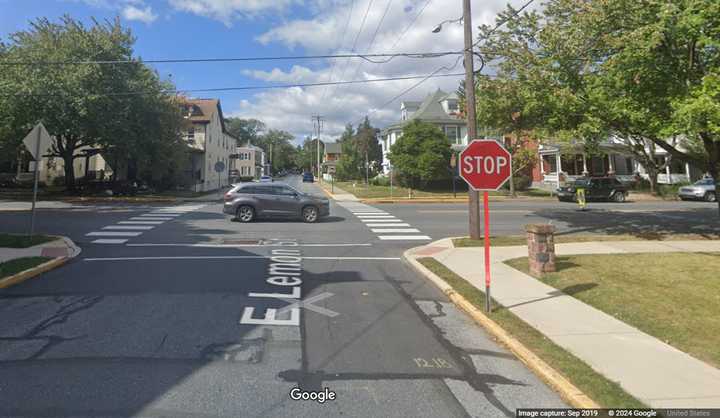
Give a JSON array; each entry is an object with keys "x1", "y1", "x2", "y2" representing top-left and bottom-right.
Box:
[{"x1": 447, "y1": 100, "x2": 458, "y2": 112}]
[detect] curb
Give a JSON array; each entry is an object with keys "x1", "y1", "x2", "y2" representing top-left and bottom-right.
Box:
[
  {"x1": 403, "y1": 245, "x2": 600, "y2": 409},
  {"x1": 0, "y1": 236, "x2": 81, "y2": 289}
]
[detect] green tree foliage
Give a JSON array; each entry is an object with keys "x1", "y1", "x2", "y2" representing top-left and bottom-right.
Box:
[
  {"x1": 295, "y1": 136, "x2": 325, "y2": 173},
  {"x1": 335, "y1": 118, "x2": 382, "y2": 181},
  {"x1": 387, "y1": 120, "x2": 451, "y2": 190},
  {"x1": 335, "y1": 124, "x2": 360, "y2": 181},
  {"x1": 224, "y1": 118, "x2": 265, "y2": 146},
  {"x1": 0, "y1": 16, "x2": 183, "y2": 191},
  {"x1": 258, "y1": 129, "x2": 297, "y2": 173},
  {"x1": 476, "y1": 0, "x2": 720, "y2": 210}
]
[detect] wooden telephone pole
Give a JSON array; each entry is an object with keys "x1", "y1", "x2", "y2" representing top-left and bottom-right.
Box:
[{"x1": 463, "y1": 0, "x2": 482, "y2": 239}]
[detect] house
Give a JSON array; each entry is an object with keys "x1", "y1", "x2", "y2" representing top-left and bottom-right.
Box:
[
  {"x1": 178, "y1": 98, "x2": 236, "y2": 192},
  {"x1": 380, "y1": 89, "x2": 467, "y2": 173},
  {"x1": 322, "y1": 142, "x2": 342, "y2": 179},
  {"x1": 231, "y1": 144, "x2": 266, "y2": 180},
  {"x1": 535, "y1": 136, "x2": 704, "y2": 188}
]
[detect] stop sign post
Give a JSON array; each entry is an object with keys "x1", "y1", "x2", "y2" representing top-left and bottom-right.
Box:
[{"x1": 459, "y1": 139, "x2": 512, "y2": 312}]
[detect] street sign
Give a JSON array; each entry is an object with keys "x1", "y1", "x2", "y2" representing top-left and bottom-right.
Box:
[
  {"x1": 457, "y1": 139, "x2": 513, "y2": 313},
  {"x1": 22, "y1": 123, "x2": 53, "y2": 239},
  {"x1": 22, "y1": 123, "x2": 52, "y2": 160},
  {"x1": 458, "y1": 139, "x2": 512, "y2": 191},
  {"x1": 214, "y1": 161, "x2": 226, "y2": 173}
]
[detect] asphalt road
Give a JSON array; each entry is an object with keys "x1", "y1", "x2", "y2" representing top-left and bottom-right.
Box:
[{"x1": 0, "y1": 176, "x2": 716, "y2": 417}]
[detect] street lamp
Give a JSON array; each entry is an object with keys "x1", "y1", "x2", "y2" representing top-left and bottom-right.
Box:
[{"x1": 431, "y1": 17, "x2": 462, "y2": 33}]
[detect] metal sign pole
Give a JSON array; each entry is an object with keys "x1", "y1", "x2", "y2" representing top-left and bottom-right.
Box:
[
  {"x1": 483, "y1": 191, "x2": 491, "y2": 312},
  {"x1": 29, "y1": 126, "x2": 41, "y2": 238}
]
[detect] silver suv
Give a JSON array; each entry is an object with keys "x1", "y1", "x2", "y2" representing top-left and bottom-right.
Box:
[
  {"x1": 678, "y1": 178, "x2": 717, "y2": 202},
  {"x1": 223, "y1": 182, "x2": 330, "y2": 223}
]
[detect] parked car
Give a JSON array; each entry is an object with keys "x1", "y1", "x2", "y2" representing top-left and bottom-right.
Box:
[
  {"x1": 259, "y1": 175, "x2": 273, "y2": 183},
  {"x1": 302, "y1": 172, "x2": 314, "y2": 183},
  {"x1": 223, "y1": 182, "x2": 330, "y2": 223},
  {"x1": 678, "y1": 178, "x2": 717, "y2": 202},
  {"x1": 556, "y1": 177, "x2": 628, "y2": 203}
]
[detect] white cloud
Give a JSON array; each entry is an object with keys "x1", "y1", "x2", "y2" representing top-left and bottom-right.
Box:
[
  {"x1": 122, "y1": 5, "x2": 158, "y2": 23},
  {"x1": 230, "y1": 0, "x2": 527, "y2": 140},
  {"x1": 74, "y1": 0, "x2": 158, "y2": 24},
  {"x1": 167, "y1": 0, "x2": 302, "y2": 25}
]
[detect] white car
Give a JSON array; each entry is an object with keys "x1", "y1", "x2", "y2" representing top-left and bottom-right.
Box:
[
  {"x1": 259, "y1": 175, "x2": 273, "y2": 183},
  {"x1": 678, "y1": 178, "x2": 716, "y2": 202}
]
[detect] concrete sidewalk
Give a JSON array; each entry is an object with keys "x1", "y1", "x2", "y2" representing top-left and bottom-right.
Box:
[
  {"x1": 0, "y1": 236, "x2": 81, "y2": 263},
  {"x1": 318, "y1": 182, "x2": 359, "y2": 201},
  {"x1": 406, "y1": 239, "x2": 720, "y2": 408}
]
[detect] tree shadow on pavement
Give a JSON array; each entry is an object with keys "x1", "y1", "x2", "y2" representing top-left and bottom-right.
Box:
[{"x1": 534, "y1": 207, "x2": 720, "y2": 238}]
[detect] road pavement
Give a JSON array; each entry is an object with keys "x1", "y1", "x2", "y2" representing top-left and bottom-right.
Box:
[{"x1": 0, "y1": 176, "x2": 716, "y2": 417}]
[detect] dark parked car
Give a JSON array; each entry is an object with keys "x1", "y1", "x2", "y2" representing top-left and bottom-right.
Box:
[
  {"x1": 223, "y1": 182, "x2": 330, "y2": 223},
  {"x1": 302, "y1": 172, "x2": 314, "y2": 183},
  {"x1": 556, "y1": 177, "x2": 628, "y2": 203}
]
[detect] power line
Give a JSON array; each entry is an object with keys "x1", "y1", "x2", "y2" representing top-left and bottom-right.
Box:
[
  {"x1": 472, "y1": 0, "x2": 537, "y2": 48},
  {"x1": 0, "y1": 51, "x2": 462, "y2": 66},
  {"x1": 318, "y1": 0, "x2": 356, "y2": 104},
  {"x1": 339, "y1": 0, "x2": 394, "y2": 111},
  {"x1": 330, "y1": 0, "x2": 376, "y2": 98},
  {"x1": 1, "y1": 71, "x2": 466, "y2": 98},
  {"x1": 389, "y1": 0, "x2": 432, "y2": 50}
]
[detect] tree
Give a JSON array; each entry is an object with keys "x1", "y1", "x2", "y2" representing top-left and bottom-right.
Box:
[
  {"x1": 387, "y1": 120, "x2": 451, "y2": 191},
  {"x1": 335, "y1": 124, "x2": 361, "y2": 181},
  {"x1": 258, "y1": 129, "x2": 296, "y2": 173},
  {"x1": 476, "y1": 0, "x2": 720, "y2": 212},
  {"x1": 354, "y1": 117, "x2": 382, "y2": 181},
  {"x1": 1, "y1": 16, "x2": 182, "y2": 191},
  {"x1": 225, "y1": 118, "x2": 265, "y2": 146}
]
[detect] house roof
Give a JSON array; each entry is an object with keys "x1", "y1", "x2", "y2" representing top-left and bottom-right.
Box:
[
  {"x1": 401, "y1": 100, "x2": 421, "y2": 109},
  {"x1": 179, "y1": 97, "x2": 239, "y2": 140},
  {"x1": 383, "y1": 89, "x2": 465, "y2": 133},
  {"x1": 324, "y1": 142, "x2": 342, "y2": 154}
]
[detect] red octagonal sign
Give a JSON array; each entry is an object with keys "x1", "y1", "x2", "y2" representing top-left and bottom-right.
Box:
[{"x1": 459, "y1": 139, "x2": 512, "y2": 191}]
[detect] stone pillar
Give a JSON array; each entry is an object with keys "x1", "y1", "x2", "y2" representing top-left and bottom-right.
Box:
[
  {"x1": 525, "y1": 224, "x2": 557, "y2": 276},
  {"x1": 582, "y1": 154, "x2": 588, "y2": 176},
  {"x1": 607, "y1": 154, "x2": 615, "y2": 176}
]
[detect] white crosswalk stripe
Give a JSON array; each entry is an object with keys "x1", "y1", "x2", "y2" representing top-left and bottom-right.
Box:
[
  {"x1": 89, "y1": 204, "x2": 205, "y2": 244},
  {"x1": 338, "y1": 201, "x2": 430, "y2": 241}
]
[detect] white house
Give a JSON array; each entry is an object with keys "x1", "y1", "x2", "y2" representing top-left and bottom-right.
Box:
[
  {"x1": 380, "y1": 89, "x2": 468, "y2": 173},
  {"x1": 535, "y1": 136, "x2": 704, "y2": 188},
  {"x1": 179, "y1": 98, "x2": 236, "y2": 192},
  {"x1": 231, "y1": 143, "x2": 266, "y2": 179}
]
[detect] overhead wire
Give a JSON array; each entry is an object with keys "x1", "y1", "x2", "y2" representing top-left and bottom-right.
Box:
[
  {"x1": 0, "y1": 71, "x2": 468, "y2": 98},
  {"x1": 0, "y1": 51, "x2": 462, "y2": 66}
]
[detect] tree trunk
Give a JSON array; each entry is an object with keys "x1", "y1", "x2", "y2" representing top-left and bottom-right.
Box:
[
  {"x1": 648, "y1": 170, "x2": 658, "y2": 195},
  {"x1": 63, "y1": 152, "x2": 76, "y2": 192}
]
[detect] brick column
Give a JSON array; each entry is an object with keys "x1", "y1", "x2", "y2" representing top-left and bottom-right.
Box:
[{"x1": 525, "y1": 224, "x2": 556, "y2": 276}]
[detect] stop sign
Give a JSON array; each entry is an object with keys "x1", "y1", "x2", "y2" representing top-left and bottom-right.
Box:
[{"x1": 459, "y1": 139, "x2": 512, "y2": 191}]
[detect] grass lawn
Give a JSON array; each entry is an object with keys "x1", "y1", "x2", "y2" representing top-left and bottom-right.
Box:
[
  {"x1": 506, "y1": 252, "x2": 720, "y2": 368},
  {"x1": 334, "y1": 181, "x2": 551, "y2": 199},
  {"x1": 0, "y1": 234, "x2": 57, "y2": 248},
  {"x1": 0, "y1": 257, "x2": 53, "y2": 279},
  {"x1": 454, "y1": 233, "x2": 720, "y2": 247},
  {"x1": 418, "y1": 257, "x2": 644, "y2": 408}
]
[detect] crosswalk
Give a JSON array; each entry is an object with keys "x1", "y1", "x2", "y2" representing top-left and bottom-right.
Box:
[
  {"x1": 339, "y1": 202, "x2": 431, "y2": 241},
  {"x1": 86, "y1": 204, "x2": 205, "y2": 244}
]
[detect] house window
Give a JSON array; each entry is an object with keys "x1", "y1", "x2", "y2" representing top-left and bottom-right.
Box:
[
  {"x1": 447, "y1": 100, "x2": 458, "y2": 112},
  {"x1": 186, "y1": 127, "x2": 195, "y2": 142},
  {"x1": 445, "y1": 126, "x2": 459, "y2": 144}
]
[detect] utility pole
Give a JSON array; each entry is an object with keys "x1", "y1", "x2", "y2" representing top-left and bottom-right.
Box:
[
  {"x1": 463, "y1": 0, "x2": 482, "y2": 240},
  {"x1": 312, "y1": 115, "x2": 324, "y2": 181}
]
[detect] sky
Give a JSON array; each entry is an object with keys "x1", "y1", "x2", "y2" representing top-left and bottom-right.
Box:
[{"x1": 0, "y1": 0, "x2": 524, "y2": 143}]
